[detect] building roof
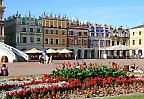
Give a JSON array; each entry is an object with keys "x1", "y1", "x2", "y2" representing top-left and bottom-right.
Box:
[{"x1": 130, "y1": 24, "x2": 144, "y2": 29}]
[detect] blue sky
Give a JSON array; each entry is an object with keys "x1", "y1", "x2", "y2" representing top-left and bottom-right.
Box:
[{"x1": 5, "y1": 0, "x2": 144, "y2": 28}]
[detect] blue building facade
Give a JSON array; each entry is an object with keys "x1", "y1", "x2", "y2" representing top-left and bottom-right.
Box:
[{"x1": 88, "y1": 24, "x2": 111, "y2": 58}]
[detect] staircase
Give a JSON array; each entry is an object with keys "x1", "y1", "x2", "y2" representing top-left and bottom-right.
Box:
[{"x1": 0, "y1": 42, "x2": 29, "y2": 62}]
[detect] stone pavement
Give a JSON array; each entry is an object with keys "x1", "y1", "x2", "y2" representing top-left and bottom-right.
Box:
[{"x1": 4, "y1": 59, "x2": 144, "y2": 76}]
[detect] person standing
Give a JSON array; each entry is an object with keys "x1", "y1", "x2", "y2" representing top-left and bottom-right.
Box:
[
  {"x1": 46, "y1": 55, "x2": 49, "y2": 64},
  {"x1": 75, "y1": 54, "x2": 77, "y2": 60},
  {"x1": 0, "y1": 56, "x2": 9, "y2": 76},
  {"x1": 0, "y1": 64, "x2": 9, "y2": 76},
  {"x1": 39, "y1": 54, "x2": 43, "y2": 64},
  {"x1": 49, "y1": 55, "x2": 52, "y2": 64}
]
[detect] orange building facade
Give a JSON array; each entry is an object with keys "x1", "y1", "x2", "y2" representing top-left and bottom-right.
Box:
[{"x1": 43, "y1": 14, "x2": 68, "y2": 49}]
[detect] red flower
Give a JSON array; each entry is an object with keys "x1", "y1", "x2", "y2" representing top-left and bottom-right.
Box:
[{"x1": 6, "y1": 92, "x2": 9, "y2": 96}]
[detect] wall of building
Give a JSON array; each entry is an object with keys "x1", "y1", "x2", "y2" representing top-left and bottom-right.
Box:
[
  {"x1": 0, "y1": 0, "x2": 5, "y2": 42},
  {"x1": 43, "y1": 15, "x2": 68, "y2": 49}
]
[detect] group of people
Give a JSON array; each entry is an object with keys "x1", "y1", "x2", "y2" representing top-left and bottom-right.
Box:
[
  {"x1": 39, "y1": 54, "x2": 52, "y2": 64},
  {"x1": 0, "y1": 56, "x2": 9, "y2": 76}
]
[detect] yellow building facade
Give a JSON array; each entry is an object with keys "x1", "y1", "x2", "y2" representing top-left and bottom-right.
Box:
[
  {"x1": 43, "y1": 15, "x2": 68, "y2": 49},
  {"x1": 110, "y1": 27, "x2": 129, "y2": 47},
  {"x1": 129, "y1": 25, "x2": 144, "y2": 58}
]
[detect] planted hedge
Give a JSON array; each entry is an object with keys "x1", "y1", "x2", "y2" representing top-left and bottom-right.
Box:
[{"x1": 50, "y1": 65, "x2": 127, "y2": 80}]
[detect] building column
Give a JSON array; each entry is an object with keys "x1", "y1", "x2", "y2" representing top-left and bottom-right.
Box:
[
  {"x1": 89, "y1": 49, "x2": 91, "y2": 58},
  {"x1": 81, "y1": 49, "x2": 84, "y2": 59},
  {"x1": 94, "y1": 50, "x2": 98, "y2": 58},
  {"x1": 19, "y1": 33, "x2": 21, "y2": 43},
  {"x1": 141, "y1": 49, "x2": 144, "y2": 58},
  {"x1": 119, "y1": 50, "x2": 123, "y2": 58},
  {"x1": 114, "y1": 50, "x2": 117, "y2": 58},
  {"x1": 2, "y1": 26, "x2": 4, "y2": 37},
  {"x1": 107, "y1": 50, "x2": 110, "y2": 58}
]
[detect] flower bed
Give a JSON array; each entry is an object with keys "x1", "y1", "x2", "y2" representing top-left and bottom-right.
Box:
[{"x1": 0, "y1": 62, "x2": 144, "y2": 99}]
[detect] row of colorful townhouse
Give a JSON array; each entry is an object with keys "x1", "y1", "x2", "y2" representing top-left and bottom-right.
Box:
[{"x1": 4, "y1": 12, "x2": 144, "y2": 59}]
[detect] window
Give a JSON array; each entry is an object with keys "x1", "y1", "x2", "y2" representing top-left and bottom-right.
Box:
[
  {"x1": 132, "y1": 40, "x2": 135, "y2": 45},
  {"x1": 62, "y1": 31, "x2": 65, "y2": 35},
  {"x1": 105, "y1": 30, "x2": 108, "y2": 32},
  {"x1": 51, "y1": 30, "x2": 53, "y2": 34},
  {"x1": 112, "y1": 41, "x2": 115, "y2": 46},
  {"x1": 101, "y1": 33, "x2": 104, "y2": 37},
  {"x1": 84, "y1": 40, "x2": 87, "y2": 46},
  {"x1": 78, "y1": 40, "x2": 81, "y2": 45},
  {"x1": 37, "y1": 28, "x2": 41, "y2": 33},
  {"x1": 45, "y1": 38, "x2": 48, "y2": 44},
  {"x1": 138, "y1": 50, "x2": 142, "y2": 56},
  {"x1": 22, "y1": 27, "x2": 27, "y2": 32},
  {"x1": 91, "y1": 33, "x2": 94, "y2": 36},
  {"x1": 70, "y1": 31, "x2": 74, "y2": 35},
  {"x1": 30, "y1": 37, "x2": 34, "y2": 43},
  {"x1": 101, "y1": 41, "x2": 104, "y2": 47},
  {"x1": 70, "y1": 39, "x2": 74, "y2": 45},
  {"x1": 96, "y1": 33, "x2": 99, "y2": 37},
  {"x1": 78, "y1": 32, "x2": 82, "y2": 36},
  {"x1": 100, "y1": 30, "x2": 104, "y2": 32},
  {"x1": 106, "y1": 41, "x2": 109, "y2": 47},
  {"x1": 22, "y1": 37, "x2": 26, "y2": 43},
  {"x1": 46, "y1": 29, "x2": 48, "y2": 34},
  {"x1": 133, "y1": 32, "x2": 135, "y2": 35},
  {"x1": 96, "y1": 30, "x2": 99, "y2": 32},
  {"x1": 30, "y1": 28, "x2": 33, "y2": 32},
  {"x1": 50, "y1": 38, "x2": 53, "y2": 44},
  {"x1": 62, "y1": 39, "x2": 65, "y2": 45},
  {"x1": 91, "y1": 27, "x2": 94, "y2": 32},
  {"x1": 139, "y1": 31, "x2": 141, "y2": 35},
  {"x1": 37, "y1": 38, "x2": 41, "y2": 44},
  {"x1": 123, "y1": 42, "x2": 125, "y2": 45},
  {"x1": 56, "y1": 30, "x2": 58, "y2": 34},
  {"x1": 106, "y1": 33, "x2": 109, "y2": 37},
  {"x1": 139, "y1": 39, "x2": 141, "y2": 45},
  {"x1": 84, "y1": 32, "x2": 87, "y2": 36},
  {"x1": 55, "y1": 39, "x2": 59, "y2": 45},
  {"x1": 117, "y1": 41, "x2": 119, "y2": 45},
  {"x1": 95, "y1": 42, "x2": 98, "y2": 47}
]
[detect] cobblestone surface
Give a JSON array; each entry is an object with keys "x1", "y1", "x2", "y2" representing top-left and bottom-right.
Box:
[{"x1": 3, "y1": 59, "x2": 144, "y2": 76}]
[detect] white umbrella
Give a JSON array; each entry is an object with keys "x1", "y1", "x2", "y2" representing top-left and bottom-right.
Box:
[
  {"x1": 46, "y1": 49, "x2": 57, "y2": 53},
  {"x1": 58, "y1": 48, "x2": 73, "y2": 53},
  {"x1": 25, "y1": 48, "x2": 42, "y2": 54}
]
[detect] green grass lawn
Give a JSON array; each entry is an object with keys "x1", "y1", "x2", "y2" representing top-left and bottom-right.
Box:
[{"x1": 0, "y1": 75, "x2": 16, "y2": 79}]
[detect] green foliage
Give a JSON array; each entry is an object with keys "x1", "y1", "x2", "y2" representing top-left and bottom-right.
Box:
[{"x1": 50, "y1": 65, "x2": 127, "y2": 80}]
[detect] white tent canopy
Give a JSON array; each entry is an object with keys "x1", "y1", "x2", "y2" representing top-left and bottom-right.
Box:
[
  {"x1": 46, "y1": 49, "x2": 57, "y2": 53},
  {"x1": 46, "y1": 48, "x2": 73, "y2": 53},
  {"x1": 57, "y1": 48, "x2": 73, "y2": 53},
  {"x1": 25, "y1": 48, "x2": 42, "y2": 54}
]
